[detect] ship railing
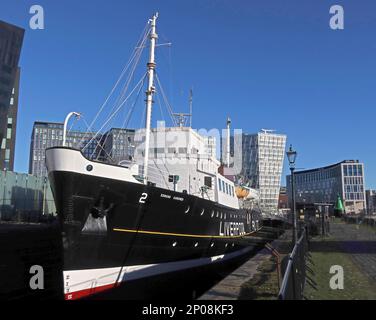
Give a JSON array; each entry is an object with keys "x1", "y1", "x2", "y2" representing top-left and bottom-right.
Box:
[
  {"x1": 278, "y1": 226, "x2": 309, "y2": 300},
  {"x1": 144, "y1": 162, "x2": 216, "y2": 200}
]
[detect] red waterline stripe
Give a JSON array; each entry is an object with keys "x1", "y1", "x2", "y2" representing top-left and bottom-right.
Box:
[{"x1": 65, "y1": 282, "x2": 118, "y2": 300}]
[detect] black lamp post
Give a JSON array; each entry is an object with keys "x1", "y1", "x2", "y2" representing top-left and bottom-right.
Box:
[{"x1": 286, "y1": 144, "x2": 298, "y2": 245}]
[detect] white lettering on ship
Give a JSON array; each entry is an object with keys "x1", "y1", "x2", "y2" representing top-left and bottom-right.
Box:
[{"x1": 219, "y1": 222, "x2": 245, "y2": 236}]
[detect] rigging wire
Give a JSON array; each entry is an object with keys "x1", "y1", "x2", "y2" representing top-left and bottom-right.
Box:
[
  {"x1": 155, "y1": 88, "x2": 165, "y2": 123},
  {"x1": 96, "y1": 73, "x2": 147, "y2": 161},
  {"x1": 90, "y1": 27, "x2": 150, "y2": 155},
  {"x1": 80, "y1": 115, "x2": 114, "y2": 161},
  {"x1": 82, "y1": 72, "x2": 148, "y2": 152},
  {"x1": 155, "y1": 73, "x2": 177, "y2": 126},
  {"x1": 78, "y1": 21, "x2": 151, "y2": 147}
]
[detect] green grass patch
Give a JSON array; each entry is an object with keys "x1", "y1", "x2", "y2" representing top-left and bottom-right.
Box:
[
  {"x1": 238, "y1": 257, "x2": 280, "y2": 300},
  {"x1": 238, "y1": 237, "x2": 293, "y2": 300},
  {"x1": 305, "y1": 241, "x2": 376, "y2": 300}
]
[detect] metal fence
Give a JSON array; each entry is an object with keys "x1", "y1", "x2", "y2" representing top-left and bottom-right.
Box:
[{"x1": 278, "y1": 227, "x2": 309, "y2": 300}]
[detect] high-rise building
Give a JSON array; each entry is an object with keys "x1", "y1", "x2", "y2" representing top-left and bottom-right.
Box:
[
  {"x1": 29, "y1": 122, "x2": 137, "y2": 177},
  {"x1": 366, "y1": 189, "x2": 376, "y2": 215},
  {"x1": 287, "y1": 160, "x2": 367, "y2": 215},
  {"x1": 220, "y1": 130, "x2": 286, "y2": 213},
  {"x1": 100, "y1": 128, "x2": 136, "y2": 164},
  {"x1": 29, "y1": 121, "x2": 102, "y2": 177},
  {"x1": 0, "y1": 21, "x2": 24, "y2": 171},
  {"x1": 241, "y1": 130, "x2": 287, "y2": 214}
]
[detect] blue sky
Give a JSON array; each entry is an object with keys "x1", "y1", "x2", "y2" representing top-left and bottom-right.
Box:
[{"x1": 1, "y1": 0, "x2": 376, "y2": 188}]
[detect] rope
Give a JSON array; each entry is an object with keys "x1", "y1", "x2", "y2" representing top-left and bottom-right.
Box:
[
  {"x1": 82, "y1": 73, "x2": 148, "y2": 152},
  {"x1": 92, "y1": 28, "x2": 150, "y2": 154},
  {"x1": 78, "y1": 22, "x2": 151, "y2": 147},
  {"x1": 99, "y1": 74, "x2": 147, "y2": 161},
  {"x1": 155, "y1": 73, "x2": 176, "y2": 126}
]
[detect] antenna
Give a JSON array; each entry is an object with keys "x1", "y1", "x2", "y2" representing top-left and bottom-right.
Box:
[
  {"x1": 189, "y1": 88, "x2": 193, "y2": 127},
  {"x1": 171, "y1": 88, "x2": 193, "y2": 128},
  {"x1": 172, "y1": 112, "x2": 191, "y2": 127},
  {"x1": 226, "y1": 117, "x2": 231, "y2": 167},
  {"x1": 261, "y1": 129, "x2": 276, "y2": 134}
]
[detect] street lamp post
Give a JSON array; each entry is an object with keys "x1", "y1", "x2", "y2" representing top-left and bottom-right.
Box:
[{"x1": 287, "y1": 144, "x2": 298, "y2": 245}]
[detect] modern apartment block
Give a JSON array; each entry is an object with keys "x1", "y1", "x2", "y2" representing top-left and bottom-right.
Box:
[
  {"x1": 241, "y1": 130, "x2": 287, "y2": 214},
  {"x1": 287, "y1": 160, "x2": 366, "y2": 215},
  {"x1": 220, "y1": 130, "x2": 287, "y2": 214},
  {"x1": 29, "y1": 121, "x2": 102, "y2": 177},
  {"x1": 100, "y1": 128, "x2": 136, "y2": 164},
  {"x1": 0, "y1": 20, "x2": 24, "y2": 171},
  {"x1": 29, "y1": 122, "x2": 137, "y2": 177}
]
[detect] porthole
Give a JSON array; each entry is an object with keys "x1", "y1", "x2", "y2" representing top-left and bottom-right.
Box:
[
  {"x1": 194, "y1": 242, "x2": 199, "y2": 247},
  {"x1": 185, "y1": 206, "x2": 190, "y2": 214},
  {"x1": 211, "y1": 211, "x2": 214, "y2": 218},
  {"x1": 211, "y1": 242, "x2": 214, "y2": 247},
  {"x1": 172, "y1": 242, "x2": 177, "y2": 247},
  {"x1": 216, "y1": 211, "x2": 219, "y2": 218},
  {"x1": 86, "y1": 165, "x2": 93, "y2": 172},
  {"x1": 200, "y1": 208, "x2": 205, "y2": 216},
  {"x1": 225, "y1": 243, "x2": 228, "y2": 247}
]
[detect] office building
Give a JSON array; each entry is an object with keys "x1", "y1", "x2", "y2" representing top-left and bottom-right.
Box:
[
  {"x1": 240, "y1": 130, "x2": 287, "y2": 214},
  {"x1": 0, "y1": 21, "x2": 24, "y2": 171},
  {"x1": 221, "y1": 130, "x2": 287, "y2": 213},
  {"x1": 287, "y1": 160, "x2": 366, "y2": 215},
  {"x1": 100, "y1": 128, "x2": 136, "y2": 164},
  {"x1": 29, "y1": 121, "x2": 102, "y2": 177},
  {"x1": 29, "y1": 122, "x2": 137, "y2": 177}
]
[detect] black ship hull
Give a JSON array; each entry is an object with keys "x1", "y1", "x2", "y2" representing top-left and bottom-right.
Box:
[{"x1": 47, "y1": 148, "x2": 262, "y2": 300}]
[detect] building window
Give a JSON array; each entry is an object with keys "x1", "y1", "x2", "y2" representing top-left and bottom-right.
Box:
[
  {"x1": 5, "y1": 149, "x2": 10, "y2": 160},
  {"x1": 7, "y1": 118, "x2": 12, "y2": 124},
  {"x1": 6, "y1": 128, "x2": 11, "y2": 139}
]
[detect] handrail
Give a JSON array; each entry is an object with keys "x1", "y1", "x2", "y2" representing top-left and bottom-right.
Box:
[{"x1": 278, "y1": 228, "x2": 308, "y2": 300}]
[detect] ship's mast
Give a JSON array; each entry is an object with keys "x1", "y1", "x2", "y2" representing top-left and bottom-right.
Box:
[{"x1": 143, "y1": 13, "x2": 158, "y2": 184}]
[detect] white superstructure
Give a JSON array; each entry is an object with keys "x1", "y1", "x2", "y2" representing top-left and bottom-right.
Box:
[{"x1": 134, "y1": 126, "x2": 239, "y2": 209}]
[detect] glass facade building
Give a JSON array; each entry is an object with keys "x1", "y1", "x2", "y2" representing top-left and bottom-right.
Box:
[
  {"x1": 0, "y1": 21, "x2": 24, "y2": 171},
  {"x1": 241, "y1": 130, "x2": 287, "y2": 214},
  {"x1": 287, "y1": 160, "x2": 366, "y2": 214}
]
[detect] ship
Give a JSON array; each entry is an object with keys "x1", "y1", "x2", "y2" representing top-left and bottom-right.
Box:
[{"x1": 45, "y1": 13, "x2": 263, "y2": 300}]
